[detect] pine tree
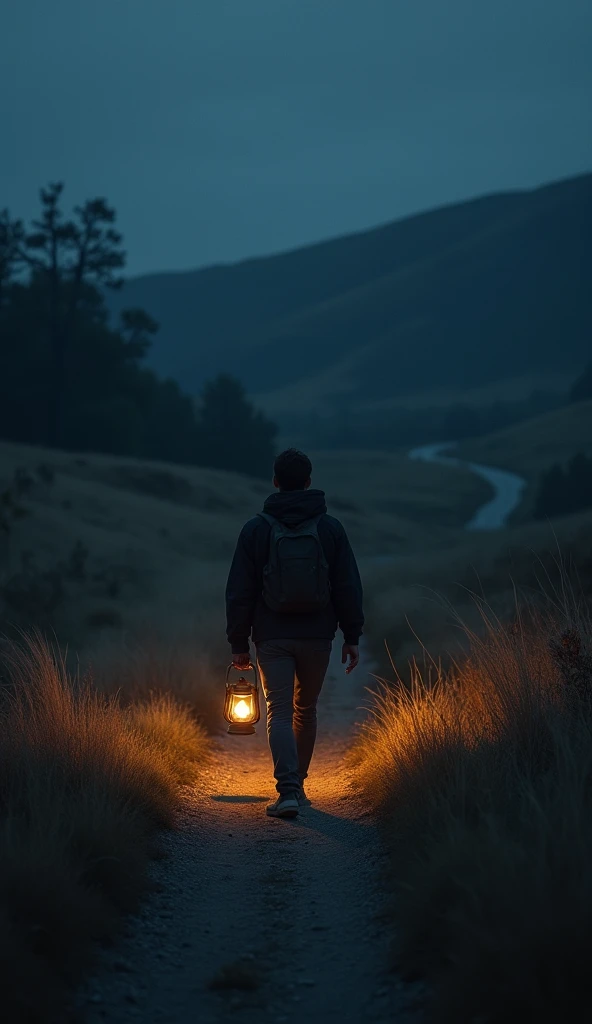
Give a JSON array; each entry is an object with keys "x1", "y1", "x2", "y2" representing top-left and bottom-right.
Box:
[
  {"x1": 0, "y1": 182, "x2": 206, "y2": 465},
  {"x1": 17, "y1": 183, "x2": 125, "y2": 445}
]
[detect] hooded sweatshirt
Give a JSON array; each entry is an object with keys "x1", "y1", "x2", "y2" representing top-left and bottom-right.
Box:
[{"x1": 225, "y1": 488, "x2": 364, "y2": 653}]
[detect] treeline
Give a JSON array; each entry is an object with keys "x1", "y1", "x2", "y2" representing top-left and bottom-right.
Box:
[
  {"x1": 0, "y1": 185, "x2": 276, "y2": 478},
  {"x1": 292, "y1": 389, "x2": 559, "y2": 451},
  {"x1": 292, "y1": 361, "x2": 591, "y2": 453},
  {"x1": 535, "y1": 452, "x2": 592, "y2": 519},
  {"x1": 532, "y1": 364, "x2": 592, "y2": 518}
]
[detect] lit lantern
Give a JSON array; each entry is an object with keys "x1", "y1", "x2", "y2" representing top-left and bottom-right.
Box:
[{"x1": 224, "y1": 664, "x2": 261, "y2": 735}]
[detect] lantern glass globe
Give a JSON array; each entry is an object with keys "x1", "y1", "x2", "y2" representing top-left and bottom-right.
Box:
[{"x1": 224, "y1": 666, "x2": 261, "y2": 735}]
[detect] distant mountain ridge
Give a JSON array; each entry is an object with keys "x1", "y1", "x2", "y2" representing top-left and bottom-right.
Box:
[{"x1": 107, "y1": 173, "x2": 592, "y2": 410}]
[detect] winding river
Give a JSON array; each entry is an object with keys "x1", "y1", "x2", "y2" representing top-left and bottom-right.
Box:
[{"x1": 409, "y1": 441, "x2": 526, "y2": 530}]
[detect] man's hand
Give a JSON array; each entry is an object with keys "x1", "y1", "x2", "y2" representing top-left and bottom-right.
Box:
[
  {"x1": 341, "y1": 643, "x2": 360, "y2": 674},
  {"x1": 232, "y1": 652, "x2": 252, "y2": 670}
]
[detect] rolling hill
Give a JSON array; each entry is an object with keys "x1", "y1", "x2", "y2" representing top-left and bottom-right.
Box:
[
  {"x1": 457, "y1": 399, "x2": 592, "y2": 480},
  {"x1": 456, "y1": 398, "x2": 592, "y2": 521},
  {"x1": 3, "y1": 434, "x2": 590, "y2": 675},
  {"x1": 0, "y1": 439, "x2": 488, "y2": 652},
  {"x1": 108, "y1": 172, "x2": 592, "y2": 413}
]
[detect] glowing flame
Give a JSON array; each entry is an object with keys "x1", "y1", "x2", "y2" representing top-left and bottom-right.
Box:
[{"x1": 233, "y1": 699, "x2": 251, "y2": 720}]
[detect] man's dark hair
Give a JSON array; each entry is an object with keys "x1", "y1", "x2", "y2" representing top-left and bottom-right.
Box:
[{"x1": 274, "y1": 449, "x2": 312, "y2": 491}]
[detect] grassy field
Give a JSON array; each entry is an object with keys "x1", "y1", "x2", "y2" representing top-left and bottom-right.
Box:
[
  {"x1": 0, "y1": 439, "x2": 488, "y2": 661},
  {"x1": 265, "y1": 368, "x2": 570, "y2": 419},
  {"x1": 310, "y1": 448, "x2": 491, "y2": 534},
  {"x1": 2, "y1": 433, "x2": 590, "y2": 687},
  {"x1": 363, "y1": 508, "x2": 592, "y2": 670},
  {"x1": 0, "y1": 439, "x2": 270, "y2": 667},
  {"x1": 2, "y1": 434, "x2": 591, "y2": 1020},
  {"x1": 352, "y1": 583, "x2": 592, "y2": 1023}
]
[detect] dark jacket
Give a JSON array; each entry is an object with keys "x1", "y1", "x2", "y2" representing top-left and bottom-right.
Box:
[{"x1": 225, "y1": 488, "x2": 364, "y2": 654}]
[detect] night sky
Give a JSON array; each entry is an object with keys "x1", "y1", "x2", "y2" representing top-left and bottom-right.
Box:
[{"x1": 2, "y1": 0, "x2": 591, "y2": 276}]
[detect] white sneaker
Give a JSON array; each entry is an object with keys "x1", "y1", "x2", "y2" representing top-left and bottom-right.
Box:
[{"x1": 266, "y1": 795, "x2": 299, "y2": 818}]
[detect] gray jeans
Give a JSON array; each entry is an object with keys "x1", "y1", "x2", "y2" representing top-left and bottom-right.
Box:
[{"x1": 256, "y1": 638, "x2": 332, "y2": 796}]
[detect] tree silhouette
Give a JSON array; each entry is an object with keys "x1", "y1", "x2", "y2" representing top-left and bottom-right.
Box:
[
  {"x1": 16, "y1": 183, "x2": 125, "y2": 444},
  {"x1": 534, "y1": 464, "x2": 566, "y2": 518},
  {"x1": 570, "y1": 364, "x2": 592, "y2": 403},
  {"x1": 0, "y1": 184, "x2": 278, "y2": 477},
  {"x1": 195, "y1": 374, "x2": 277, "y2": 478},
  {"x1": 119, "y1": 307, "x2": 159, "y2": 360},
  {"x1": 0, "y1": 209, "x2": 24, "y2": 306},
  {"x1": 534, "y1": 453, "x2": 592, "y2": 519}
]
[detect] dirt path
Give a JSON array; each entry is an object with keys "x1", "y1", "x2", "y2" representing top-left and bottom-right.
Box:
[{"x1": 80, "y1": 650, "x2": 423, "y2": 1023}]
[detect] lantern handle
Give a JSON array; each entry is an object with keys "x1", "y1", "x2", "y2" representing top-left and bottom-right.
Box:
[{"x1": 226, "y1": 662, "x2": 260, "y2": 686}]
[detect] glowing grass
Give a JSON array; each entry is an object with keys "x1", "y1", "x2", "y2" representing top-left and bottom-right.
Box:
[
  {"x1": 354, "y1": 597, "x2": 592, "y2": 1022},
  {"x1": 0, "y1": 633, "x2": 209, "y2": 1022}
]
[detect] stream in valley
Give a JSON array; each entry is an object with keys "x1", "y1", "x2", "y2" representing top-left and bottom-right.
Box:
[{"x1": 409, "y1": 441, "x2": 526, "y2": 530}]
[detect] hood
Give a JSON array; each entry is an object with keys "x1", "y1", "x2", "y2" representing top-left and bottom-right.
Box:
[{"x1": 262, "y1": 488, "x2": 327, "y2": 526}]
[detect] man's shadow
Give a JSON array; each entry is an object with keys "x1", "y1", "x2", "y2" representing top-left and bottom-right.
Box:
[
  {"x1": 210, "y1": 795, "x2": 371, "y2": 846},
  {"x1": 285, "y1": 807, "x2": 372, "y2": 846}
]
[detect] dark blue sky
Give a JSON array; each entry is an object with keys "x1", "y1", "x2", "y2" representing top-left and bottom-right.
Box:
[{"x1": 2, "y1": 0, "x2": 591, "y2": 275}]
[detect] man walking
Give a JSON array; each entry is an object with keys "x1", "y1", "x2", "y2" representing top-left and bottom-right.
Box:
[{"x1": 226, "y1": 448, "x2": 364, "y2": 818}]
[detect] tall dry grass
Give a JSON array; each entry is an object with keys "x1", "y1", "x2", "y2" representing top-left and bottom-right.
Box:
[
  {"x1": 90, "y1": 634, "x2": 225, "y2": 734},
  {"x1": 0, "y1": 633, "x2": 209, "y2": 1023},
  {"x1": 354, "y1": 592, "x2": 592, "y2": 1023}
]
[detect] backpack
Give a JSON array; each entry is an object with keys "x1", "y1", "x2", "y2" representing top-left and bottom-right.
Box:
[{"x1": 258, "y1": 512, "x2": 330, "y2": 614}]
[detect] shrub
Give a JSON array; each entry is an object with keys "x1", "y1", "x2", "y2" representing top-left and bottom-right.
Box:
[
  {"x1": 353, "y1": 599, "x2": 592, "y2": 1022},
  {"x1": 86, "y1": 608, "x2": 124, "y2": 630},
  {"x1": 570, "y1": 363, "x2": 592, "y2": 403},
  {"x1": 0, "y1": 633, "x2": 208, "y2": 1022},
  {"x1": 1, "y1": 560, "x2": 65, "y2": 629},
  {"x1": 1, "y1": 542, "x2": 92, "y2": 632},
  {"x1": 534, "y1": 452, "x2": 592, "y2": 519},
  {"x1": 0, "y1": 468, "x2": 29, "y2": 538}
]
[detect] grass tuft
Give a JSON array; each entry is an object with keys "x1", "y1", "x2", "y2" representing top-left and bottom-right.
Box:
[
  {"x1": 0, "y1": 632, "x2": 209, "y2": 1022},
  {"x1": 92, "y1": 636, "x2": 224, "y2": 734},
  {"x1": 353, "y1": 596, "x2": 592, "y2": 1023}
]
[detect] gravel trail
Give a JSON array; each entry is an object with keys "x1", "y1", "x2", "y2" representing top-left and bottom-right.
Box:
[{"x1": 81, "y1": 650, "x2": 423, "y2": 1023}]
